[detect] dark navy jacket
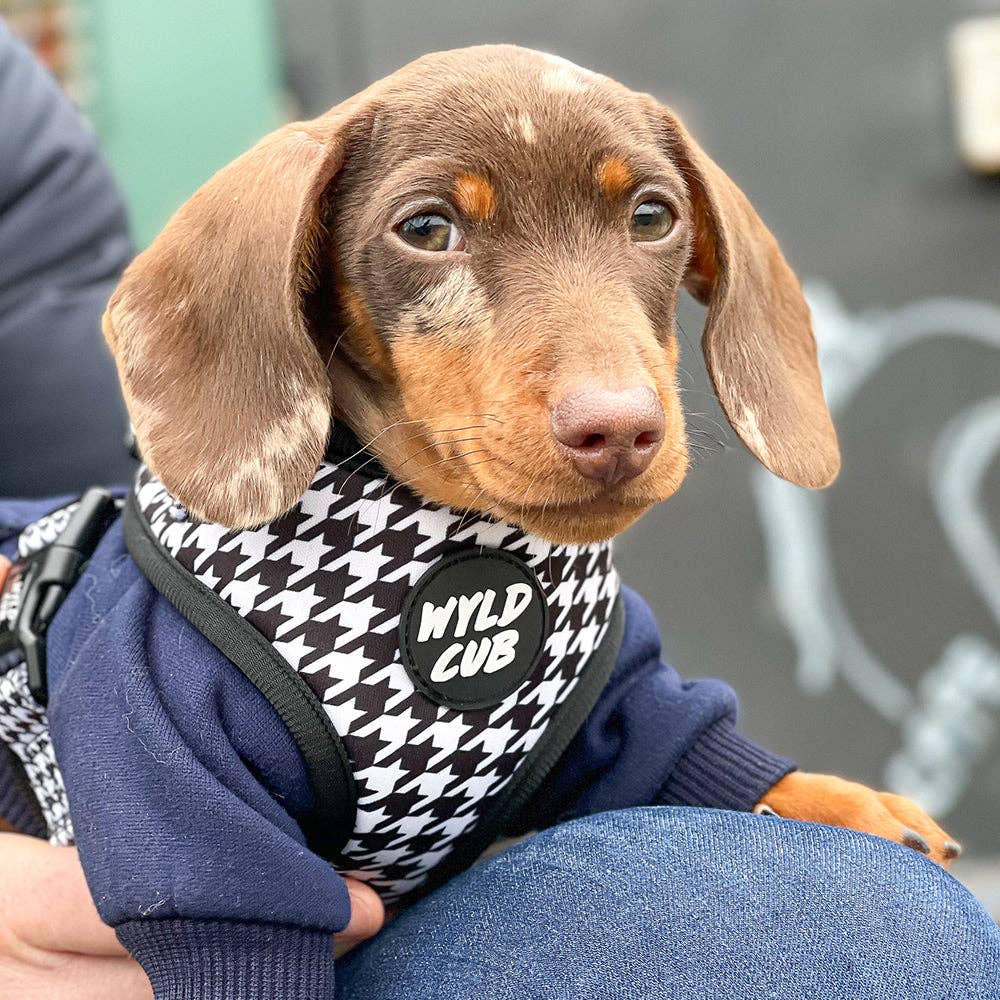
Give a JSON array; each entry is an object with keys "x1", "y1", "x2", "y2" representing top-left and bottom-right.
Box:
[{"x1": 0, "y1": 19, "x2": 135, "y2": 497}]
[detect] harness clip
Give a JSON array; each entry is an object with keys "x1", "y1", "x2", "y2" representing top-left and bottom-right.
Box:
[{"x1": 14, "y1": 488, "x2": 118, "y2": 705}]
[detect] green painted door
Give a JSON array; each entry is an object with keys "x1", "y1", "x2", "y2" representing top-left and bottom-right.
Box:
[{"x1": 85, "y1": 0, "x2": 284, "y2": 246}]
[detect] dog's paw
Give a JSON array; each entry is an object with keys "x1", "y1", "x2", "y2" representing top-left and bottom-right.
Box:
[{"x1": 755, "y1": 771, "x2": 962, "y2": 867}]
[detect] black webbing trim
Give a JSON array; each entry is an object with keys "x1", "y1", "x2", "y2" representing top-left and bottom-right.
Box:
[
  {"x1": 400, "y1": 592, "x2": 626, "y2": 905},
  {"x1": 122, "y1": 489, "x2": 357, "y2": 860}
]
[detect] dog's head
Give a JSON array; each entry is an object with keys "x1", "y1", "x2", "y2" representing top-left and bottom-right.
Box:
[{"x1": 104, "y1": 45, "x2": 838, "y2": 543}]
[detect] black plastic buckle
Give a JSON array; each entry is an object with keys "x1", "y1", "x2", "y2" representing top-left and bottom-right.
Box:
[{"x1": 14, "y1": 488, "x2": 118, "y2": 706}]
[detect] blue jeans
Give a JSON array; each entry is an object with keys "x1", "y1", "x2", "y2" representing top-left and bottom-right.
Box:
[{"x1": 337, "y1": 807, "x2": 999, "y2": 999}]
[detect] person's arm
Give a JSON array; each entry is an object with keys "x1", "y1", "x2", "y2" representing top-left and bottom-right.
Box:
[
  {"x1": 0, "y1": 18, "x2": 134, "y2": 495},
  {"x1": 516, "y1": 585, "x2": 796, "y2": 831},
  {"x1": 43, "y1": 521, "x2": 362, "y2": 998}
]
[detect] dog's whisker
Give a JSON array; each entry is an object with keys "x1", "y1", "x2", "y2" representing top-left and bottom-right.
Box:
[
  {"x1": 517, "y1": 467, "x2": 544, "y2": 527},
  {"x1": 688, "y1": 440, "x2": 725, "y2": 456},
  {"x1": 685, "y1": 411, "x2": 730, "y2": 439},
  {"x1": 338, "y1": 451, "x2": 388, "y2": 496},
  {"x1": 687, "y1": 427, "x2": 726, "y2": 451},
  {"x1": 415, "y1": 423, "x2": 490, "y2": 437},
  {"x1": 353, "y1": 472, "x2": 412, "y2": 522},
  {"x1": 325, "y1": 333, "x2": 349, "y2": 372},
  {"x1": 676, "y1": 319, "x2": 700, "y2": 354},
  {"x1": 373, "y1": 477, "x2": 411, "y2": 514},
  {"x1": 341, "y1": 424, "x2": 498, "y2": 521},
  {"x1": 336, "y1": 421, "x2": 491, "y2": 494},
  {"x1": 688, "y1": 425, "x2": 727, "y2": 445},
  {"x1": 473, "y1": 497, "x2": 505, "y2": 524},
  {"x1": 455, "y1": 485, "x2": 491, "y2": 533},
  {"x1": 373, "y1": 449, "x2": 489, "y2": 502},
  {"x1": 339, "y1": 418, "x2": 433, "y2": 471},
  {"x1": 423, "y1": 449, "x2": 488, "y2": 469},
  {"x1": 676, "y1": 364, "x2": 702, "y2": 390},
  {"x1": 346, "y1": 414, "x2": 499, "y2": 463},
  {"x1": 394, "y1": 435, "x2": 483, "y2": 472},
  {"x1": 688, "y1": 425, "x2": 727, "y2": 447}
]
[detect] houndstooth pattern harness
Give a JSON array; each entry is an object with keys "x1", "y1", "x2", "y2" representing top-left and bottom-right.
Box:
[
  {"x1": 0, "y1": 502, "x2": 82, "y2": 845},
  {"x1": 1, "y1": 443, "x2": 622, "y2": 901},
  {"x1": 131, "y1": 452, "x2": 621, "y2": 900}
]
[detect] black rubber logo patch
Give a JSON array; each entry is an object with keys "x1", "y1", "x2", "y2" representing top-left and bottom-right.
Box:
[{"x1": 399, "y1": 549, "x2": 549, "y2": 710}]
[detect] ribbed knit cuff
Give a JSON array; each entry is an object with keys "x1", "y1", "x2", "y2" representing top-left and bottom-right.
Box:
[
  {"x1": 116, "y1": 919, "x2": 336, "y2": 1000},
  {"x1": 655, "y1": 719, "x2": 797, "y2": 812}
]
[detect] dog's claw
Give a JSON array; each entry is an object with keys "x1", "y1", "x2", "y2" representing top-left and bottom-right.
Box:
[
  {"x1": 901, "y1": 828, "x2": 931, "y2": 854},
  {"x1": 943, "y1": 840, "x2": 963, "y2": 860}
]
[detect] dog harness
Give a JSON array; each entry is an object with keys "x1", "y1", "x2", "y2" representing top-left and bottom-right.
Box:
[{"x1": 0, "y1": 430, "x2": 623, "y2": 900}]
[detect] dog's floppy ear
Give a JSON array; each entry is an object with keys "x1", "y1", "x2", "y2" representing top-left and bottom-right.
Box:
[
  {"x1": 652, "y1": 104, "x2": 840, "y2": 487},
  {"x1": 103, "y1": 114, "x2": 359, "y2": 528}
]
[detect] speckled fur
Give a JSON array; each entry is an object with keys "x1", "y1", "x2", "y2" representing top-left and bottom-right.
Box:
[{"x1": 103, "y1": 44, "x2": 838, "y2": 542}]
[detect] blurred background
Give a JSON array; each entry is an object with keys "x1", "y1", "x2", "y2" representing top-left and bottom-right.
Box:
[{"x1": 1, "y1": 0, "x2": 998, "y2": 908}]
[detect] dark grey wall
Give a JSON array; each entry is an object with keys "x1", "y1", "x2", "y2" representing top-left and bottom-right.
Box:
[{"x1": 279, "y1": 0, "x2": 1000, "y2": 852}]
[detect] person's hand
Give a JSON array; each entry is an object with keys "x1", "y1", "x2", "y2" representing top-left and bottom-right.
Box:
[
  {"x1": 0, "y1": 834, "x2": 152, "y2": 1000},
  {"x1": 0, "y1": 833, "x2": 384, "y2": 999},
  {"x1": 335, "y1": 869, "x2": 386, "y2": 959}
]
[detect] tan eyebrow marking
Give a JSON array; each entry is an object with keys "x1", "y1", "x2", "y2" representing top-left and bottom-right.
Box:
[
  {"x1": 596, "y1": 157, "x2": 634, "y2": 199},
  {"x1": 341, "y1": 286, "x2": 394, "y2": 379},
  {"x1": 453, "y1": 173, "x2": 497, "y2": 223}
]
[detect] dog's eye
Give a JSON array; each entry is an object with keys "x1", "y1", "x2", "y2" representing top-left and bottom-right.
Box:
[
  {"x1": 396, "y1": 213, "x2": 465, "y2": 252},
  {"x1": 630, "y1": 201, "x2": 674, "y2": 242}
]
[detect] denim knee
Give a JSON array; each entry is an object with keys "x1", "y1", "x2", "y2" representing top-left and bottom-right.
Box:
[
  {"x1": 512, "y1": 806, "x2": 999, "y2": 998},
  {"x1": 337, "y1": 806, "x2": 999, "y2": 1000}
]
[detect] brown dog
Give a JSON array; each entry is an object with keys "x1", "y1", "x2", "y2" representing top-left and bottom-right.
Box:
[{"x1": 100, "y1": 45, "x2": 957, "y2": 864}]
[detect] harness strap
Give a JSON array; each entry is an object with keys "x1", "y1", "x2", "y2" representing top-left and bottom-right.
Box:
[
  {"x1": 0, "y1": 488, "x2": 118, "y2": 704},
  {"x1": 122, "y1": 488, "x2": 360, "y2": 860}
]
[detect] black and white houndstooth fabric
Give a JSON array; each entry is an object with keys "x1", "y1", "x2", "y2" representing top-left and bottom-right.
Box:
[
  {"x1": 0, "y1": 501, "x2": 81, "y2": 845},
  {"x1": 0, "y1": 662, "x2": 74, "y2": 844},
  {"x1": 15, "y1": 502, "x2": 79, "y2": 558},
  {"x1": 135, "y1": 458, "x2": 620, "y2": 900}
]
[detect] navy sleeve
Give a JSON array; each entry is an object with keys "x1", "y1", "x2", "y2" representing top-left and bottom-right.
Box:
[
  {"x1": 0, "y1": 18, "x2": 135, "y2": 495},
  {"x1": 518, "y1": 585, "x2": 796, "y2": 830},
  {"x1": 46, "y1": 521, "x2": 347, "y2": 998}
]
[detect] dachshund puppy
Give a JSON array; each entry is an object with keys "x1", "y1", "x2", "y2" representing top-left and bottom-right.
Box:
[
  {"x1": 102, "y1": 45, "x2": 956, "y2": 863},
  {"x1": 0, "y1": 43, "x2": 959, "y2": 997}
]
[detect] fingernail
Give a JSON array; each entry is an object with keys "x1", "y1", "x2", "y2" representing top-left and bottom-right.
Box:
[
  {"x1": 943, "y1": 840, "x2": 963, "y2": 860},
  {"x1": 901, "y1": 828, "x2": 931, "y2": 854}
]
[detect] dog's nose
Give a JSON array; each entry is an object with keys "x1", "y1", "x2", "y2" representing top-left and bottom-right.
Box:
[{"x1": 551, "y1": 384, "x2": 665, "y2": 484}]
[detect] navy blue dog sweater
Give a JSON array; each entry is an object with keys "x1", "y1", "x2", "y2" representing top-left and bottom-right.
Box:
[{"x1": 0, "y1": 430, "x2": 794, "y2": 998}]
